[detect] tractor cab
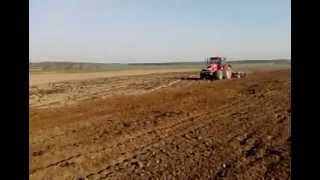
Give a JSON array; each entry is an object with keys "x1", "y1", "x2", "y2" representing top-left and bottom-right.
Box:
[
  {"x1": 205, "y1": 57, "x2": 226, "y2": 71},
  {"x1": 205, "y1": 57, "x2": 226, "y2": 66}
]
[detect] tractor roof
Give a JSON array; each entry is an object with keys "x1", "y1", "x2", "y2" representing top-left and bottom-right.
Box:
[{"x1": 210, "y1": 56, "x2": 225, "y2": 59}]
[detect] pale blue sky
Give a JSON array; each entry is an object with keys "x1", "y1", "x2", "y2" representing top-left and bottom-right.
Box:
[{"x1": 30, "y1": 0, "x2": 291, "y2": 63}]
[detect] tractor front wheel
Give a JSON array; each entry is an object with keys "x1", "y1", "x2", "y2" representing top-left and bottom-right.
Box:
[{"x1": 200, "y1": 73, "x2": 206, "y2": 80}]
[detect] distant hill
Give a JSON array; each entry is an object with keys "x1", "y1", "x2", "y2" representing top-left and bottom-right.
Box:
[{"x1": 29, "y1": 59, "x2": 290, "y2": 72}]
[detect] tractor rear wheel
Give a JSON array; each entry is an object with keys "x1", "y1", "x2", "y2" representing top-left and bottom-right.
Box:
[
  {"x1": 223, "y1": 67, "x2": 232, "y2": 79},
  {"x1": 216, "y1": 70, "x2": 223, "y2": 80}
]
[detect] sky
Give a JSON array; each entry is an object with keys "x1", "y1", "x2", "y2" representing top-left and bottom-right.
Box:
[{"x1": 30, "y1": 0, "x2": 291, "y2": 63}]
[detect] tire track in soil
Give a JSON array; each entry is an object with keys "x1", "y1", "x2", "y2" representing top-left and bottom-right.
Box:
[
  {"x1": 85, "y1": 95, "x2": 288, "y2": 179},
  {"x1": 85, "y1": 99, "x2": 282, "y2": 179},
  {"x1": 32, "y1": 92, "x2": 273, "y2": 178},
  {"x1": 30, "y1": 89, "x2": 250, "y2": 175}
]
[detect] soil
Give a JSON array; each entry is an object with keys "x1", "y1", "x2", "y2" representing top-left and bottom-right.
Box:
[
  {"x1": 30, "y1": 69, "x2": 291, "y2": 180},
  {"x1": 29, "y1": 69, "x2": 198, "y2": 86}
]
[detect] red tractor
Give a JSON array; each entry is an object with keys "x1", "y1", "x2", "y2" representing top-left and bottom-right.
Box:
[{"x1": 200, "y1": 57, "x2": 233, "y2": 80}]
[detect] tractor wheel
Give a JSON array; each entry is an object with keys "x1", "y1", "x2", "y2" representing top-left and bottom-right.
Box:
[
  {"x1": 200, "y1": 73, "x2": 205, "y2": 80},
  {"x1": 216, "y1": 70, "x2": 223, "y2": 80},
  {"x1": 223, "y1": 67, "x2": 232, "y2": 79}
]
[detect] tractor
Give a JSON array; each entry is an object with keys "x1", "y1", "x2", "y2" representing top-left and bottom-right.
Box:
[{"x1": 200, "y1": 57, "x2": 233, "y2": 80}]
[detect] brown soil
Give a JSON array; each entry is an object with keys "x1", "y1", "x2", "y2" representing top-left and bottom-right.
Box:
[
  {"x1": 29, "y1": 69, "x2": 198, "y2": 86},
  {"x1": 30, "y1": 69, "x2": 291, "y2": 180},
  {"x1": 29, "y1": 72, "x2": 195, "y2": 109}
]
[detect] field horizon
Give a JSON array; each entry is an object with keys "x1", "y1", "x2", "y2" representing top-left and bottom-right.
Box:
[{"x1": 30, "y1": 59, "x2": 291, "y2": 73}]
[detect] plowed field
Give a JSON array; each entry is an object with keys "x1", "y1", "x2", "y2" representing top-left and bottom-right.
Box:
[{"x1": 30, "y1": 69, "x2": 291, "y2": 179}]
